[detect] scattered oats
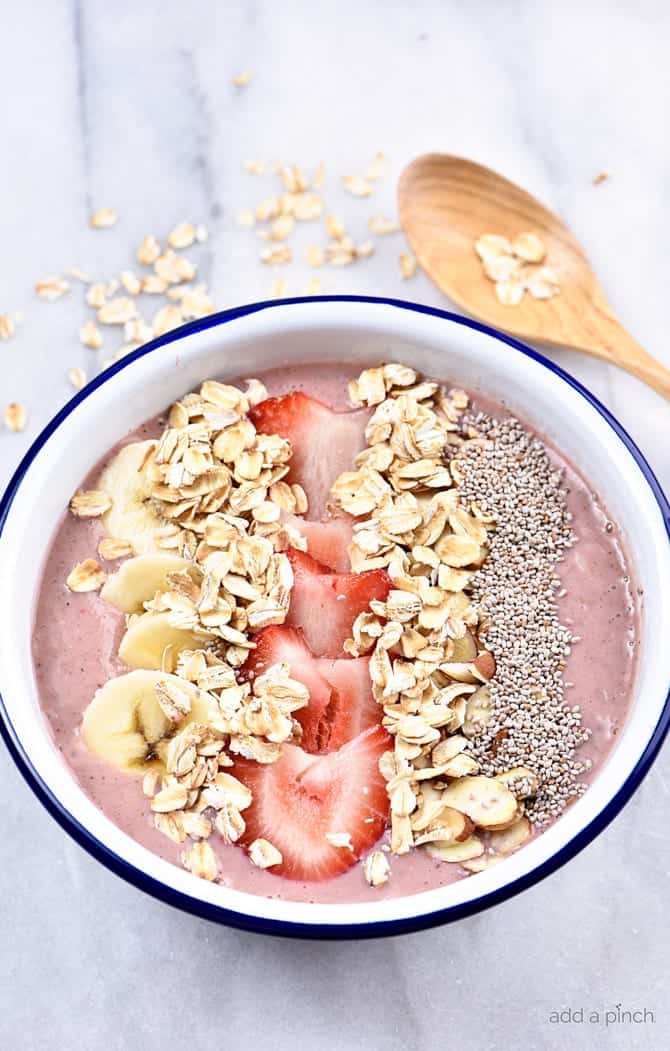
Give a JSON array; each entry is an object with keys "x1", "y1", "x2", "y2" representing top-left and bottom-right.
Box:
[
  {"x1": 270, "y1": 214, "x2": 295, "y2": 240},
  {"x1": 3, "y1": 402, "x2": 27, "y2": 432},
  {"x1": 168, "y1": 221, "x2": 196, "y2": 249},
  {"x1": 179, "y1": 285, "x2": 215, "y2": 319},
  {"x1": 303, "y1": 276, "x2": 322, "y2": 295},
  {"x1": 181, "y1": 286, "x2": 215, "y2": 319},
  {"x1": 305, "y1": 245, "x2": 325, "y2": 267},
  {"x1": 35, "y1": 277, "x2": 70, "y2": 301},
  {"x1": 512, "y1": 232, "x2": 546, "y2": 263},
  {"x1": 343, "y1": 175, "x2": 373, "y2": 197},
  {"x1": 68, "y1": 366, "x2": 87, "y2": 391},
  {"x1": 232, "y1": 70, "x2": 253, "y2": 86},
  {"x1": 86, "y1": 283, "x2": 108, "y2": 309},
  {"x1": 66, "y1": 559, "x2": 106, "y2": 592},
  {"x1": 67, "y1": 267, "x2": 92, "y2": 283},
  {"x1": 69, "y1": 489, "x2": 112, "y2": 517},
  {"x1": 325, "y1": 832, "x2": 354, "y2": 851},
  {"x1": 182, "y1": 840, "x2": 218, "y2": 881},
  {"x1": 152, "y1": 304, "x2": 183, "y2": 336},
  {"x1": 260, "y1": 245, "x2": 292, "y2": 265},
  {"x1": 248, "y1": 838, "x2": 283, "y2": 869},
  {"x1": 495, "y1": 279, "x2": 525, "y2": 306},
  {"x1": 98, "y1": 537, "x2": 133, "y2": 560},
  {"x1": 269, "y1": 278, "x2": 288, "y2": 299},
  {"x1": 90, "y1": 208, "x2": 117, "y2": 228},
  {"x1": 368, "y1": 215, "x2": 399, "y2": 235},
  {"x1": 292, "y1": 193, "x2": 323, "y2": 221},
  {"x1": 119, "y1": 269, "x2": 141, "y2": 295},
  {"x1": 98, "y1": 297, "x2": 138, "y2": 325},
  {"x1": 137, "y1": 234, "x2": 161, "y2": 265},
  {"x1": 326, "y1": 214, "x2": 346, "y2": 239},
  {"x1": 356, "y1": 240, "x2": 374, "y2": 258},
  {"x1": 363, "y1": 850, "x2": 391, "y2": 887},
  {"x1": 80, "y1": 319, "x2": 103, "y2": 349},
  {"x1": 312, "y1": 161, "x2": 326, "y2": 189},
  {"x1": 256, "y1": 196, "x2": 281, "y2": 221},
  {"x1": 399, "y1": 253, "x2": 417, "y2": 279},
  {"x1": 592, "y1": 172, "x2": 610, "y2": 185},
  {"x1": 0, "y1": 315, "x2": 14, "y2": 340},
  {"x1": 155, "y1": 249, "x2": 196, "y2": 284},
  {"x1": 124, "y1": 318, "x2": 154, "y2": 345},
  {"x1": 280, "y1": 165, "x2": 308, "y2": 193},
  {"x1": 244, "y1": 159, "x2": 266, "y2": 175},
  {"x1": 365, "y1": 152, "x2": 387, "y2": 180},
  {"x1": 140, "y1": 275, "x2": 168, "y2": 295},
  {"x1": 237, "y1": 208, "x2": 256, "y2": 229},
  {"x1": 326, "y1": 241, "x2": 355, "y2": 266}
]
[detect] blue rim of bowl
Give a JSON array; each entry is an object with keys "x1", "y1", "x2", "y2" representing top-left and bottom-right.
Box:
[{"x1": 1, "y1": 295, "x2": 669, "y2": 940}]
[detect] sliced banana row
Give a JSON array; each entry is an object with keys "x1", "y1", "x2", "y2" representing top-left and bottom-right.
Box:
[
  {"x1": 81, "y1": 670, "x2": 215, "y2": 774},
  {"x1": 91, "y1": 547, "x2": 214, "y2": 772}
]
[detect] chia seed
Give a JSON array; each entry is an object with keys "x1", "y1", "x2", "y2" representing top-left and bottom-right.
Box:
[{"x1": 456, "y1": 414, "x2": 591, "y2": 824}]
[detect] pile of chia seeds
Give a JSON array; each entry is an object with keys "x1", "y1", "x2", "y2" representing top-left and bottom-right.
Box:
[{"x1": 455, "y1": 414, "x2": 591, "y2": 824}]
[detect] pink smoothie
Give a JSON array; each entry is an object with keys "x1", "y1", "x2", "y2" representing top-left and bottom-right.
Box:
[{"x1": 32, "y1": 363, "x2": 640, "y2": 904}]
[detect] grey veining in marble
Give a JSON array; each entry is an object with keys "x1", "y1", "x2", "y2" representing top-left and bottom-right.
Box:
[{"x1": 1, "y1": 2, "x2": 669, "y2": 1048}]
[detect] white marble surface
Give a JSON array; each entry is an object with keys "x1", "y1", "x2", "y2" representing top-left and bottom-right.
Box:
[{"x1": 1, "y1": 2, "x2": 669, "y2": 1048}]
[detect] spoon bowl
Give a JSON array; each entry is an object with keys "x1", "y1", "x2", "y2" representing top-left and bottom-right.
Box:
[{"x1": 398, "y1": 154, "x2": 670, "y2": 399}]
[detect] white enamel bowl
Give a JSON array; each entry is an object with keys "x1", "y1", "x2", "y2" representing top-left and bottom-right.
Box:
[{"x1": 1, "y1": 297, "x2": 669, "y2": 939}]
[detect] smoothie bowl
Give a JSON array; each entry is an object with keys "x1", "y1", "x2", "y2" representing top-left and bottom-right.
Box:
[{"x1": 1, "y1": 296, "x2": 669, "y2": 939}]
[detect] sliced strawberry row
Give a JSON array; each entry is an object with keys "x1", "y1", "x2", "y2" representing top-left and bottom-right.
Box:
[
  {"x1": 234, "y1": 725, "x2": 391, "y2": 881},
  {"x1": 237, "y1": 392, "x2": 391, "y2": 881},
  {"x1": 250, "y1": 391, "x2": 368, "y2": 520},
  {"x1": 286, "y1": 548, "x2": 391, "y2": 659}
]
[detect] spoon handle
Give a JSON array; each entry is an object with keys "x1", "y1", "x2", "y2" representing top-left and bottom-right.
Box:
[{"x1": 599, "y1": 325, "x2": 670, "y2": 401}]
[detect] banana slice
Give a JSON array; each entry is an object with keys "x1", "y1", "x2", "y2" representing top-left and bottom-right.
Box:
[
  {"x1": 439, "y1": 775, "x2": 518, "y2": 829},
  {"x1": 119, "y1": 611, "x2": 205, "y2": 671},
  {"x1": 98, "y1": 440, "x2": 165, "y2": 555},
  {"x1": 426, "y1": 836, "x2": 484, "y2": 863},
  {"x1": 101, "y1": 554, "x2": 197, "y2": 613},
  {"x1": 81, "y1": 670, "x2": 214, "y2": 774}
]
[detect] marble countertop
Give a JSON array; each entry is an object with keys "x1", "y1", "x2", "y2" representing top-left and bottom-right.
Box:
[{"x1": 1, "y1": 2, "x2": 669, "y2": 1048}]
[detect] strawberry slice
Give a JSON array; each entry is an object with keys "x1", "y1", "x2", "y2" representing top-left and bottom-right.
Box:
[
  {"x1": 284, "y1": 514, "x2": 354, "y2": 573},
  {"x1": 242, "y1": 626, "x2": 382, "y2": 754},
  {"x1": 286, "y1": 548, "x2": 391, "y2": 658},
  {"x1": 249, "y1": 391, "x2": 368, "y2": 519},
  {"x1": 233, "y1": 725, "x2": 391, "y2": 881},
  {"x1": 242, "y1": 626, "x2": 335, "y2": 754},
  {"x1": 316, "y1": 655, "x2": 381, "y2": 749}
]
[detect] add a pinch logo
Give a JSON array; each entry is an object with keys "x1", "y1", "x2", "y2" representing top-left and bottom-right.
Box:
[{"x1": 548, "y1": 1004, "x2": 655, "y2": 1027}]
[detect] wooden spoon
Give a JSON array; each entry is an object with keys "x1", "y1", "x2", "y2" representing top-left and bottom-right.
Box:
[{"x1": 398, "y1": 154, "x2": 670, "y2": 399}]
